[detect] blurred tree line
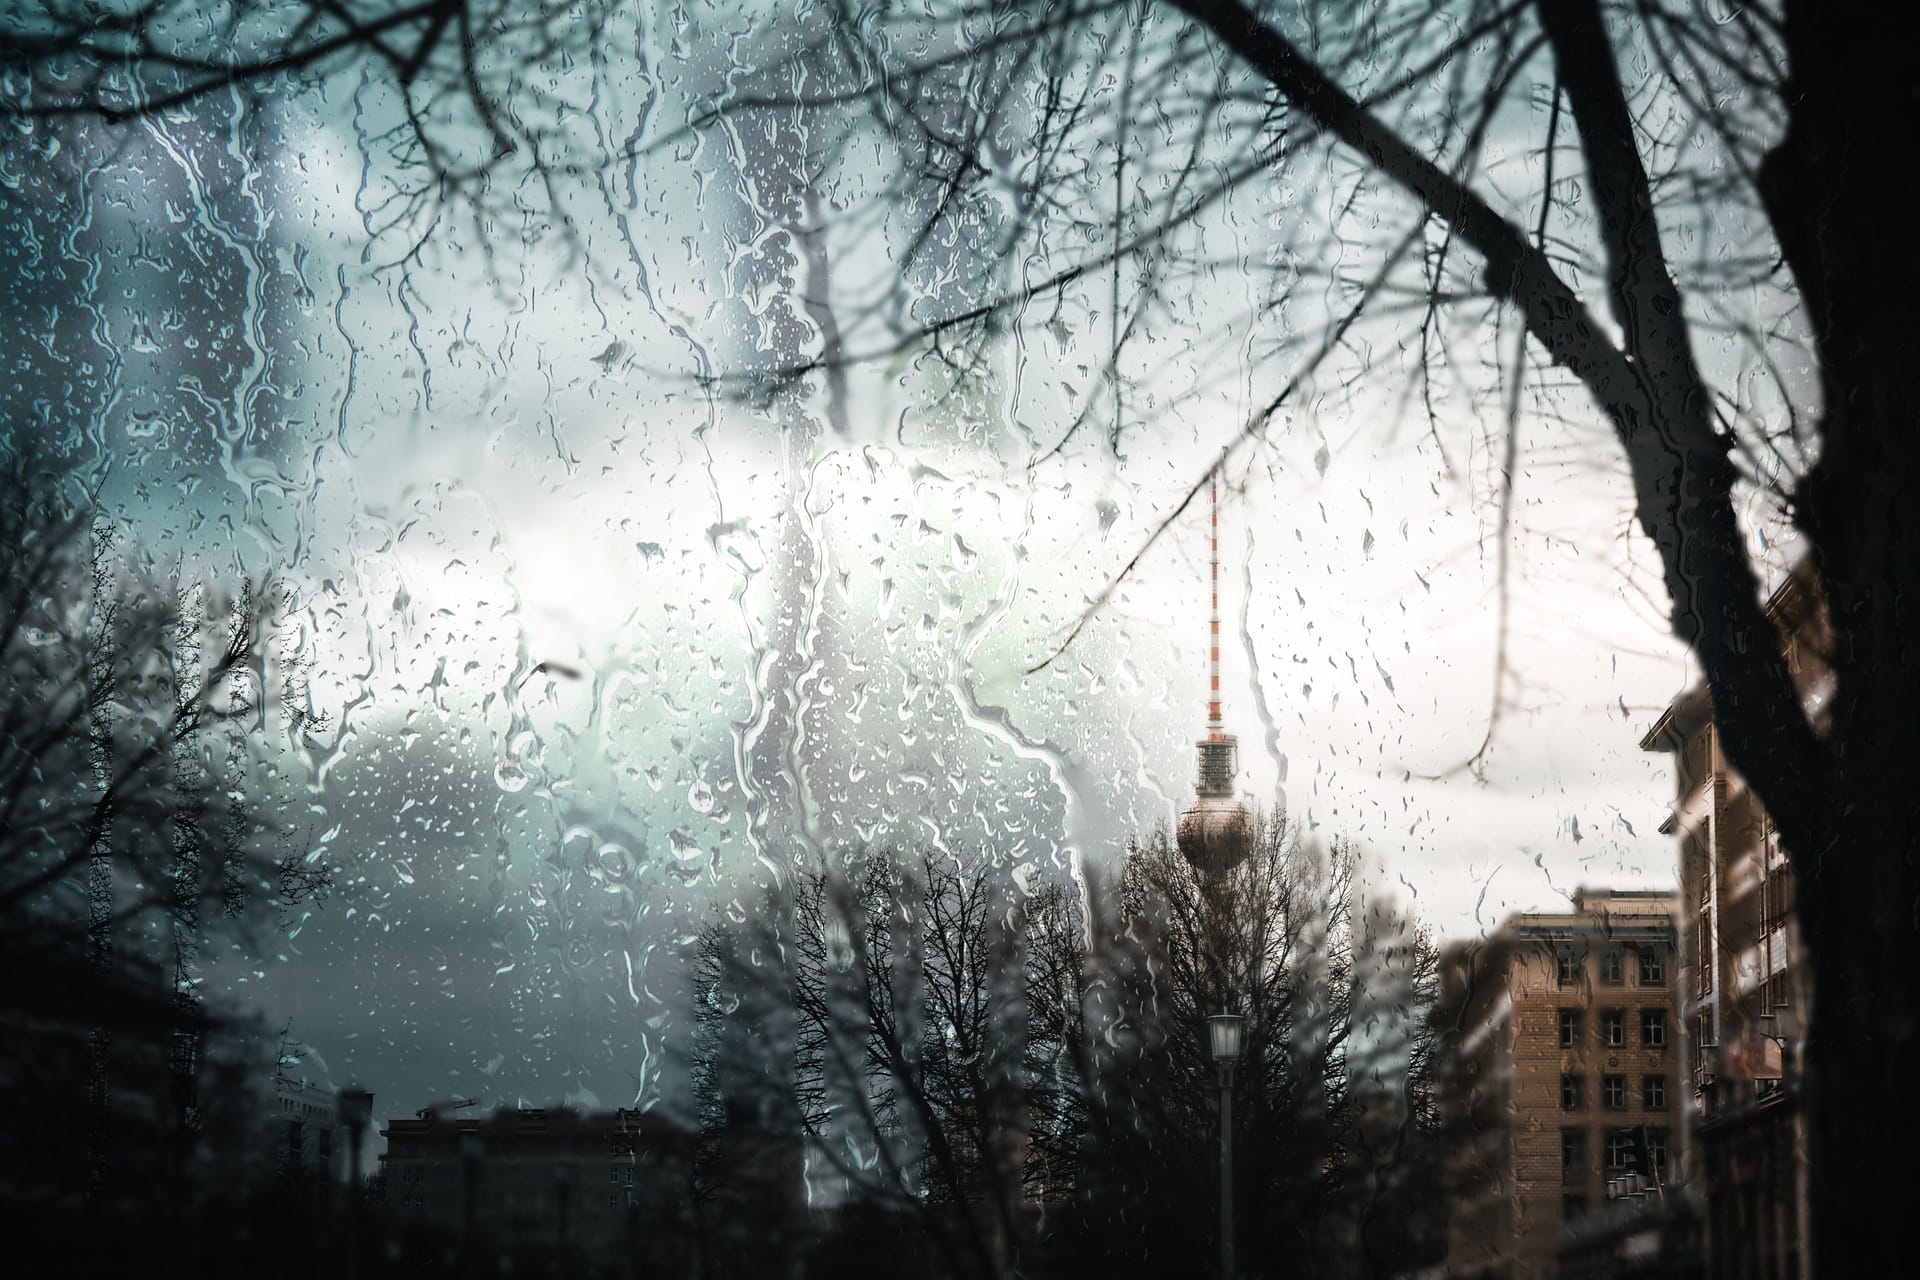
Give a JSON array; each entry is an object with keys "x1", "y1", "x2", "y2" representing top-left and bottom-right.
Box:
[
  {"x1": 0, "y1": 445, "x2": 334, "y2": 1264},
  {"x1": 691, "y1": 819, "x2": 1445, "y2": 1279}
]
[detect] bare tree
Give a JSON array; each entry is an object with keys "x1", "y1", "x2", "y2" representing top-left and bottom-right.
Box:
[
  {"x1": 689, "y1": 825, "x2": 1442, "y2": 1278},
  {"x1": 1075, "y1": 820, "x2": 1442, "y2": 1278},
  {"x1": 746, "y1": 5, "x2": 1910, "y2": 1268},
  {"x1": 0, "y1": 447, "x2": 332, "y2": 1227},
  {"x1": 691, "y1": 850, "x2": 1068, "y2": 1278},
  {"x1": 1, "y1": 1, "x2": 623, "y2": 261}
]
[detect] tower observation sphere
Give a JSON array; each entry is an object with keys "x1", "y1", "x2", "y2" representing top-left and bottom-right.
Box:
[
  {"x1": 1179, "y1": 734, "x2": 1253, "y2": 875},
  {"x1": 1176, "y1": 470, "x2": 1253, "y2": 877}
]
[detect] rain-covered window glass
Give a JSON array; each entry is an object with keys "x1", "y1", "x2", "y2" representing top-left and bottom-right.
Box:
[{"x1": 4, "y1": 0, "x2": 1900, "y2": 1274}]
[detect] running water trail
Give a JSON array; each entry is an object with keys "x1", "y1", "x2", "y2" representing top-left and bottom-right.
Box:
[{"x1": 1239, "y1": 513, "x2": 1290, "y2": 818}]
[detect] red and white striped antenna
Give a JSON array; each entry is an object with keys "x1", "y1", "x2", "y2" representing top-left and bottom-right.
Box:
[
  {"x1": 1208, "y1": 467, "x2": 1223, "y2": 740},
  {"x1": 1180, "y1": 461, "x2": 1249, "y2": 870}
]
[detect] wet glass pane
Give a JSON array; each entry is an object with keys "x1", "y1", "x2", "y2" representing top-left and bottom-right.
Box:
[{"x1": 1, "y1": 2, "x2": 1877, "y2": 1275}]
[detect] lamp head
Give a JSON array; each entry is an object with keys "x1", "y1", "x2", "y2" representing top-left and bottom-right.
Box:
[
  {"x1": 338, "y1": 1085, "x2": 374, "y2": 1130},
  {"x1": 1208, "y1": 1012, "x2": 1246, "y2": 1065}
]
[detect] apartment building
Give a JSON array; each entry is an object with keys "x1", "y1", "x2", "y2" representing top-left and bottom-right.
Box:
[
  {"x1": 1434, "y1": 889, "x2": 1682, "y2": 1278},
  {"x1": 1639, "y1": 572, "x2": 1823, "y2": 1280}
]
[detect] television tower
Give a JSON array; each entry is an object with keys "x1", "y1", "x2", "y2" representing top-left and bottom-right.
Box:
[{"x1": 1176, "y1": 469, "x2": 1253, "y2": 877}]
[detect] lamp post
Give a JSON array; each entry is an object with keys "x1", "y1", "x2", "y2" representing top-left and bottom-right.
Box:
[
  {"x1": 336, "y1": 1087, "x2": 374, "y2": 1280},
  {"x1": 1208, "y1": 1013, "x2": 1246, "y2": 1280},
  {"x1": 554, "y1": 1160, "x2": 575, "y2": 1263},
  {"x1": 460, "y1": 1127, "x2": 484, "y2": 1277}
]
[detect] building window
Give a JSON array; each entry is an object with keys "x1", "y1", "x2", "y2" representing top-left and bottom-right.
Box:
[
  {"x1": 1641, "y1": 1008, "x2": 1667, "y2": 1047},
  {"x1": 1643, "y1": 1076, "x2": 1667, "y2": 1110},
  {"x1": 1601, "y1": 1009, "x2": 1625, "y2": 1047},
  {"x1": 1561, "y1": 1129, "x2": 1587, "y2": 1183},
  {"x1": 1639, "y1": 948, "x2": 1665, "y2": 984},
  {"x1": 1556, "y1": 952, "x2": 1579, "y2": 988},
  {"x1": 1603, "y1": 1075, "x2": 1627, "y2": 1110},
  {"x1": 1605, "y1": 1130, "x2": 1637, "y2": 1172},
  {"x1": 1561, "y1": 1073, "x2": 1585, "y2": 1111},
  {"x1": 1559, "y1": 1009, "x2": 1581, "y2": 1048},
  {"x1": 1601, "y1": 950, "x2": 1625, "y2": 985},
  {"x1": 1648, "y1": 1128, "x2": 1671, "y2": 1175},
  {"x1": 1694, "y1": 915, "x2": 1711, "y2": 995},
  {"x1": 1563, "y1": 1193, "x2": 1588, "y2": 1221},
  {"x1": 608, "y1": 1167, "x2": 620, "y2": 1184},
  {"x1": 1763, "y1": 873, "x2": 1791, "y2": 931}
]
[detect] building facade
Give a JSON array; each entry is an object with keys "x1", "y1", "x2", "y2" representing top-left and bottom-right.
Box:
[
  {"x1": 1640, "y1": 573, "x2": 1822, "y2": 1280},
  {"x1": 271, "y1": 1043, "x2": 338, "y2": 1179},
  {"x1": 380, "y1": 1106, "x2": 697, "y2": 1273},
  {"x1": 1435, "y1": 888, "x2": 1682, "y2": 1279}
]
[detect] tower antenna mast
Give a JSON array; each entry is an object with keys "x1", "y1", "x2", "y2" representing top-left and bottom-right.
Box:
[
  {"x1": 1179, "y1": 462, "x2": 1252, "y2": 876},
  {"x1": 1209, "y1": 468, "x2": 1223, "y2": 738}
]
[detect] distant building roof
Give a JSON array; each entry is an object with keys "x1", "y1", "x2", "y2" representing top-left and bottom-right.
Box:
[
  {"x1": 1439, "y1": 888, "x2": 1679, "y2": 973},
  {"x1": 381, "y1": 1105, "x2": 690, "y2": 1147}
]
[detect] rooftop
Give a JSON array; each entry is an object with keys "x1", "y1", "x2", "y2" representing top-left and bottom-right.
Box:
[{"x1": 381, "y1": 1105, "x2": 689, "y2": 1145}]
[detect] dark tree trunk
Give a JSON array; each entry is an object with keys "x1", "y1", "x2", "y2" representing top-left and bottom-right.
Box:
[{"x1": 1760, "y1": 4, "x2": 1920, "y2": 1270}]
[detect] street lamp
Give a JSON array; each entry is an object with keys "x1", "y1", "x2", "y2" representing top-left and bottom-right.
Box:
[
  {"x1": 336, "y1": 1087, "x2": 374, "y2": 1280},
  {"x1": 1208, "y1": 1013, "x2": 1245, "y2": 1280},
  {"x1": 338, "y1": 1087, "x2": 374, "y2": 1184},
  {"x1": 460, "y1": 1127, "x2": 485, "y2": 1277},
  {"x1": 553, "y1": 1160, "x2": 576, "y2": 1263}
]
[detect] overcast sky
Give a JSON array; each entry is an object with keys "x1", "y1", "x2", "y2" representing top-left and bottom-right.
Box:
[{"x1": 5, "y1": 10, "x2": 1793, "y2": 1124}]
